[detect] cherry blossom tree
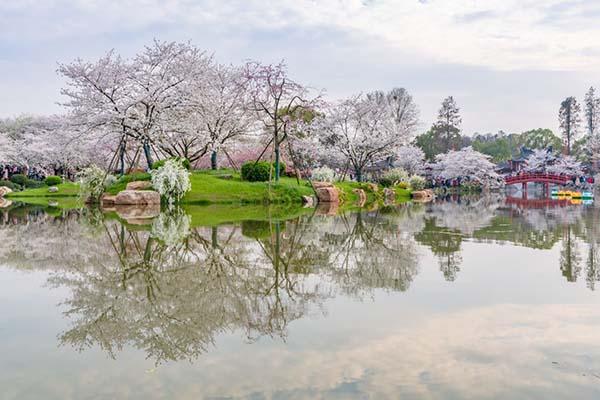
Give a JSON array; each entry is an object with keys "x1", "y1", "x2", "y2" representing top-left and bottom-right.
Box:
[
  {"x1": 0, "y1": 129, "x2": 17, "y2": 165},
  {"x1": 547, "y1": 155, "x2": 583, "y2": 176},
  {"x1": 524, "y1": 148, "x2": 556, "y2": 173},
  {"x1": 59, "y1": 41, "x2": 211, "y2": 171},
  {"x1": 169, "y1": 63, "x2": 254, "y2": 168},
  {"x1": 243, "y1": 61, "x2": 319, "y2": 181},
  {"x1": 125, "y1": 41, "x2": 210, "y2": 168},
  {"x1": 394, "y1": 145, "x2": 425, "y2": 175},
  {"x1": 524, "y1": 148, "x2": 582, "y2": 176},
  {"x1": 434, "y1": 147, "x2": 500, "y2": 185},
  {"x1": 58, "y1": 50, "x2": 133, "y2": 174},
  {"x1": 317, "y1": 88, "x2": 419, "y2": 181}
]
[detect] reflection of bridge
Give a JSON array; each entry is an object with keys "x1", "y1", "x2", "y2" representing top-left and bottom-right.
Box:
[{"x1": 505, "y1": 173, "x2": 571, "y2": 199}]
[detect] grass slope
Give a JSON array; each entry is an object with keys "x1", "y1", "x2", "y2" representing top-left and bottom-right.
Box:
[
  {"x1": 5, "y1": 182, "x2": 79, "y2": 198},
  {"x1": 5, "y1": 169, "x2": 412, "y2": 208},
  {"x1": 182, "y1": 170, "x2": 314, "y2": 204}
]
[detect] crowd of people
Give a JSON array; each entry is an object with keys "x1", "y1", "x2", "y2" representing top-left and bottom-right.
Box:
[{"x1": 0, "y1": 164, "x2": 51, "y2": 182}]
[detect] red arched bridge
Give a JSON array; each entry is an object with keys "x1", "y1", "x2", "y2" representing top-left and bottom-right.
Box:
[
  {"x1": 505, "y1": 173, "x2": 571, "y2": 186},
  {"x1": 505, "y1": 173, "x2": 572, "y2": 199}
]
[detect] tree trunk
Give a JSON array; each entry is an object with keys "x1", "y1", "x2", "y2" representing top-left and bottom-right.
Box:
[
  {"x1": 119, "y1": 141, "x2": 126, "y2": 176},
  {"x1": 143, "y1": 141, "x2": 153, "y2": 170},
  {"x1": 210, "y1": 150, "x2": 218, "y2": 170},
  {"x1": 355, "y1": 167, "x2": 362, "y2": 182},
  {"x1": 274, "y1": 145, "x2": 281, "y2": 182},
  {"x1": 211, "y1": 226, "x2": 218, "y2": 249}
]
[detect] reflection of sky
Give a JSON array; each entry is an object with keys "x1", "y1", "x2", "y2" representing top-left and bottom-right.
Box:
[{"x1": 3, "y1": 234, "x2": 600, "y2": 399}]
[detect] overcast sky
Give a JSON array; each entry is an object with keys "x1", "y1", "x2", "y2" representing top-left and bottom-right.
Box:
[{"x1": 1, "y1": 0, "x2": 600, "y2": 135}]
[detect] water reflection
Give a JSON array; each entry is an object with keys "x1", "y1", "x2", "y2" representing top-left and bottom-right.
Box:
[{"x1": 2, "y1": 196, "x2": 600, "y2": 368}]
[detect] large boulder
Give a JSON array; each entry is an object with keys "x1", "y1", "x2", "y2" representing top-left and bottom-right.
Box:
[
  {"x1": 115, "y1": 204, "x2": 160, "y2": 225},
  {"x1": 126, "y1": 180, "x2": 152, "y2": 190},
  {"x1": 114, "y1": 190, "x2": 161, "y2": 205},
  {"x1": 0, "y1": 186, "x2": 13, "y2": 197},
  {"x1": 316, "y1": 187, "x2": 339, "y2": 203},
  {"x1": 312, "y1": 181, "x2": 333, "y2": 189},
  {"x1": 383, "y1": 187, "x2": 396, "y2": 205},
  {"x1": 0, "y1": 198, "x2": 12, "y2": 208},
  {"x1": 412, "y1": 189, "x2": 435, "y2": 202},
  {"x1": 315, "y1": 201, "x2": 339, "y2": 216},
  {"x1": 100, "y1": 193, "x2": 117, "y2": 207},
  {"x1": 48, "y1": 186, "x2": 59, "y2": 193}
]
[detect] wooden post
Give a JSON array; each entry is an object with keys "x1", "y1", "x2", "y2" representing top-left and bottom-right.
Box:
[{"x1": 522, "y1": 182, "x2": 528, "y2": 199}]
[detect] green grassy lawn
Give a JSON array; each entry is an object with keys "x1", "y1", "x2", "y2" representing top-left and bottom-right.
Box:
[
  {"x1": 5, "y1": 182, "x2": 79, "y2": 198},
  {"x1": 5, "y1": 169, "x2": 411, "y2": 208},
  {"x1": 181, "y1": 170, "x2": 314, "y2": 205},
  {"x1": 5, "y1": 197, "x2": 82, "y2": 209}
]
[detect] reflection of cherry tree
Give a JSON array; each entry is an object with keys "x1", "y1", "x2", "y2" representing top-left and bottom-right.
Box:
[
  {"x1": 582, "y1": 206, "x2": 600, "y2": 290},
  {"x1": 414, "y1": 217, "x2": 463, "y2": 282},
  {"x1": 50, "y1": 216, "x2": 331, "y2": 363},
  {"x1": 306, "y1": 210, "x2": 421, "y2": 296},
  {"x1": 426, "y1": 195, "x2": 502, "y2": 235},
  {"x1": 560, "y1": 226, "x2": 582, "y2": 282}
]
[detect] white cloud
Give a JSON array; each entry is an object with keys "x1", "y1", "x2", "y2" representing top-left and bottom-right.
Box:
[
  {"x1": 3, "y1": 0, "x2": 600, "y2": 71},
  {"x1": 1, "y1": 0, "x2": 600, "y2": 132}
]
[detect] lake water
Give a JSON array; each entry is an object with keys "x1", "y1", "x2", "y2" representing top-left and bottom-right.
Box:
[{"x1": 2, "y1": 196, "x2": 600, "y2": 399}]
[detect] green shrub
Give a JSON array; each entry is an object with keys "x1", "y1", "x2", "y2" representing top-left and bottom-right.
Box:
[
  {"x1": 379, "y1": 168, "x2": 409, "y2": 187},
  {"x1": 10, "y1": 174, "x2": 28, "y2": 186},
  {"x1": 0, "y1": 180, "x2": 22, "y2": 191},
  {"x1": 117, "y1": 172, "x2": 151, "y2": 184},
  {"x1": 409, "y1": 175, "x2": 426, "y2": 191},
  {"x1": 241, "y1": 161, "x2": 272, "y2": 182},
  {"x1": 25, "y1": 179, "x2": 45, "y2": 189},
  {"x1": 77, "y1": 165, "x2": 114, "y2": 202},
  {"x1": 152, "y1": 157, "x2": 191, "y2": 171},
  {"x1": 44, "y1": 176, "x2": 63, "y2": 186}
]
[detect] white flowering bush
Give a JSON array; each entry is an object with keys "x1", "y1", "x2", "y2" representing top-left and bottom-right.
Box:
[
  {"x1": 151, "y1": 211, "x2": 191, "y2": 246},
  {"x1": 150, "y1": 159, "x2": 191, "y2": 203},
  {"x1": 311, "y1": 166, "x2": 336, "y2": 182},
  {"x1": 77, "y1": 165, "x2": 114, "y2": 202},
  {"x1": 409, "y1": 175, "x2": 427, "y2": 191}
]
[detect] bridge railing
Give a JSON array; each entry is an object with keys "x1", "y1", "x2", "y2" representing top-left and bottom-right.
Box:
[{"x1": 504, "y1": 173, "x2": 571, "y2": 184}]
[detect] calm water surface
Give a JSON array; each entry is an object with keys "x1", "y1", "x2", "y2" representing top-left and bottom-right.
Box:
[{"x1": 2, "y1": 196, "x2": 600, "y2": 399}]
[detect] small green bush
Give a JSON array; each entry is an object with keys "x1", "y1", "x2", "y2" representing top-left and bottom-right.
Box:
[
  {"x1": 0, "y1": 180, "x2": 21, "y2": 191},
  {"x1": 10, "y1": 174, "x2": 28, "y2": 186},
  {"x1": 152, "y1": 157, "x2": 191, "y2": 171},
  {"x1": 44, "y1": 176, "x2": 63, "y2": 186},
  {"x1": 241, "y1": 161, "x2": 271, "y2": 182},
  {"x1": 409, "y1": 175, "x2": 426, "y2": 191},
  {"x1": 25, "y1": 179, "x2": 45, "y2": 188}
]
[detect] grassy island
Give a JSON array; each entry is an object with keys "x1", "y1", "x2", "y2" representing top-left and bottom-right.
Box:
[{"x1": 5, "y1": 169, "x2": 412, "y2": 211}]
